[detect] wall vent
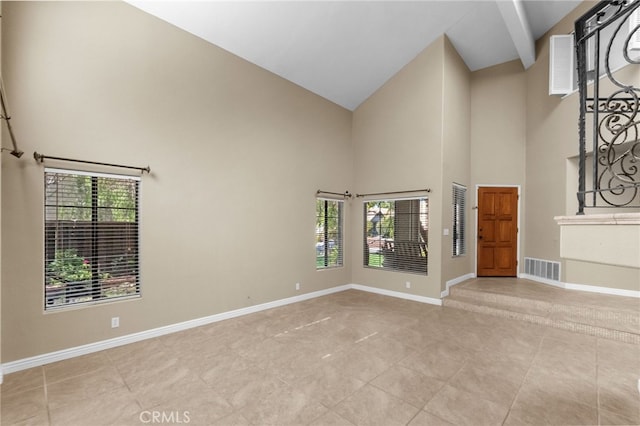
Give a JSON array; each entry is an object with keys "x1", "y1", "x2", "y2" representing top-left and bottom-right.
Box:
[
  {"x1": 549, "y1": 35, "x2": 575, "y2": 96},
  {"x1": 524, "y1": 257, "x2": 561, "y2": 281}
]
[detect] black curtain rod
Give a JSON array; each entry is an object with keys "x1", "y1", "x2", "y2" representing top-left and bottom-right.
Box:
[
  {"x1": 0, "y1": 80, "x2": 24, "y2": 158},
  {"x1": 316, "y1": 190, "x2": 352, "y2": 198},
  {"x1": 33, "y1": 152, "x2": 151, "y2": 174},
  {"x1": 355, "y1": 188, "x2": 431, "y2": 198}
]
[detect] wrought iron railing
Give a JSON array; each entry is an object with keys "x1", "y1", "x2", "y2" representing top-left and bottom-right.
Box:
[{"x1": 575, "y1": 0, "x2": 640, "y2": 214}]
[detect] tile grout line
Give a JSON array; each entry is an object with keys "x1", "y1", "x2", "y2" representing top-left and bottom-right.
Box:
[
  {"x1": 43, "y1": 366, "x2": 52, "y2": 426},
  {"x1": 366, "y1": 347, "x2": 452, "y2": 426},
  {"x1": 417, "y1": 352, "x2": 473, "y2": 423},
  {"x1": 7, "y1": 288, "x2": 634, "y2": 426},
  {"x1": 500, "y1": 330, "x2": 546, "y2": 426},
  {"x1": 104, "y1": 343, "x2": 147, "y2": 417}
]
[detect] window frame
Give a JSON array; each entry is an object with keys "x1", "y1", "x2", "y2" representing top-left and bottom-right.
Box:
[
  {"x1": 363, "y1": 197, "x2": 428, "y2": 275},
  {"x1": 43, "y1": 168, "x2": 141, "y2": 310},
  {"x1": 452, "y1": 183, "x2": 467, "y2": 257},
  {"x1": 315, "y1": 197, "x2": 344, "y2": 269}
]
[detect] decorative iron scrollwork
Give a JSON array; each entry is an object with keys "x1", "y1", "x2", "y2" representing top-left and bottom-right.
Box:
[
  {"x1": 586, "y1": 98, "x2": 637, "y2": 112},
  {"x1": 576, "y1": 0, "x2": 640, "y2": 213}
]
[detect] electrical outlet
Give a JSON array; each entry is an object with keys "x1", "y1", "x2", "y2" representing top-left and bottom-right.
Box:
[
  {"x1": 443, "y1": 228, "x2": 450, "y2": 236},
  {"x1": 295, "y1": 282, "x2": 300, "y2": 291},
  {"x1": 111, "y1": 317, "x2": 119, "y2": 328},
  {"x1": 405, "y1": 281, "x2": 411, "y2": 289}
]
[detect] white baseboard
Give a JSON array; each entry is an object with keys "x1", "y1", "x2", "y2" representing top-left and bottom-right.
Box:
[
  {"x1": 519, "y1": 273, "x2": 640, "y2": 298},
  {"x1": 1, "y1": 284, "x2": 351, "y2": 375},
  {"x1": 440, "y1": 273, "x2": 476, "y2": 298},
  {"x1": 5, "y1": 275, "x2": 635, "y2": 377},
  {"x1": 565, "y1": 282, "x2": 640, "y2": 298},
  {"x1": 518, "y1": 273, "x2": 566, "y2": 289},
  {"x1": 2, "y1": 282, "x2": 445, "y2": 376},
  {"x1": 351, "y1": 284, "x2": 442, "y2": 306}
]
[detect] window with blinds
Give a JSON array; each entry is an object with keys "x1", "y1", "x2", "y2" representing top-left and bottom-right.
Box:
[
  {"x1": 453, "y1": 183, "x2": 467, "y2": 257},
  {"x1": 316, "y1": 198, "x2": 343, "y2": 269},
  {"x1": 44, "y1": 169, "x2": 140, "y2": 309},
  {"x1": 363, "y1": 198, "x2": 428, "y2": 275}
]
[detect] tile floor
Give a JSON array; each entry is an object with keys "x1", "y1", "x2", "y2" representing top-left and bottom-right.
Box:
[
  {"x1": 1, "y1": 288, "x2": 639, "y2": 426},
  {"x1": 446, "y1": 278, "x2": 640, "y2": 341},
  {"x1": 456, "y1": 278, "x2": 640, "y2": 313}
]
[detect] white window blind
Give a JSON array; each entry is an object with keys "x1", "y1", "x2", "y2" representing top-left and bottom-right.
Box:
[
  {"x1": 316, "y1": 198, "x2": 343, "y2": 269},
  {"x1": 363, "y1": 198, "x2": 428, "y2": 275},
  {"x1": 453, "y1": 183, "x2": 467, "y2": 257},
  {"x1": 631, "y1": 8, "x2": 640, "y2": 50},
  {"x1": 44, "y1": 169, "x2": 140, "y2": 309}
]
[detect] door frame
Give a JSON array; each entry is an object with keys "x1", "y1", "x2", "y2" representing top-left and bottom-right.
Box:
[{"x1": 474, "y1": 184, "x2": 522, "y2": 277}]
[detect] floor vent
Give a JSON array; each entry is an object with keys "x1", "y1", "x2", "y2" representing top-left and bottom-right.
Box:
[{"x1": 524, "y1": 257, "x2": 560, "y2": 281}]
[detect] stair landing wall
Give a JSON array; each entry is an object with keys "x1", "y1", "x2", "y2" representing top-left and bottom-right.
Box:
[{"x1": 555, "y1": 213, "x2": 640, "y2": 293}]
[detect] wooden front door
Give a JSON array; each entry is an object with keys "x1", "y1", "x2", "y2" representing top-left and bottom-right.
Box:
[{"x1": 477, "y1": 187, "x2": 518, "y2": 277}]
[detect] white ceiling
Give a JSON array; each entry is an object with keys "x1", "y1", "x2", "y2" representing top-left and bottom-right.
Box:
[{"x1": 127, "y1": 1, "x2": 582, "y2": 110}]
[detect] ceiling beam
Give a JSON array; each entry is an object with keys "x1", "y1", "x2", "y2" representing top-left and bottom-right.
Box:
[{"x1": 496, "y1": 0, "x2": 536, "y2": 69}]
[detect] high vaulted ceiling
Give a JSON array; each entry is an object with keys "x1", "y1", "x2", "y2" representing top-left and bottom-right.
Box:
[{"x1": 127, "y1": 1, "x2": 583, "y2": 110}]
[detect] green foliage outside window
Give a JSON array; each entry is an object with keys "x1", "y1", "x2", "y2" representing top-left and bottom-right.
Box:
[
  {"x1": 46, "y1": 249, "x2": 91, "y2": 286},
  {"x1": 316, "y1": 199, "x2": 343, "y2": 268},
  {"x1": 46, "y1": 174, "x2": 137, "y2": 222}
]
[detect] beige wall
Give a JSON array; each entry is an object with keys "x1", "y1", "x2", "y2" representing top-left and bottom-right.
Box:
[
  {"x1": 2, "y1": 0, "x2": 638, "y2": 364},
  {"x1": 524, "y1": 2, "x2": 595, "y2": 263},
  {"x1": 468, "y1": 0, "x2": 640, "y2": 289},
  {"x1": 564, "y1": 260, "x2": 640, "y2": 292},
  {"x1": 0, "y1": 0, "x2": 3, "y2": 374},
  {"x1": 351, "y1": 37, "x2": 445, "y2": 299},
  {"x1": 351, "y1": 35, "x2": 473, "y2": 297},
  {"x1": 524, "y1": 0, "x2": 639, "y2": 289},
  {"x1": 440, "y1": 37, "x2": 472, "y2": 287},
  {"x1": 470, "y1": 60, "x2": 526, "y2": 186},
  {"x1": 1, "y1": 1, "x2": 353, "y2": 362},
  {"x1": 469, "y1": 60, "x2": 527, "y2": 272},
  {"x1": 556, "y1": 213, "x2": 640, "y2": 291},
  {"x1": 561, "y1": 224, "x2": 640, "y2": 269}
]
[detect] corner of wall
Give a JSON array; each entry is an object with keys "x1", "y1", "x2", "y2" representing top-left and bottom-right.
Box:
[
  {"x1": 0, "y1": 0, "x2": 4, "y2": 374},
  {"x1": 351, "y1": 35, "x2": 447, "y2": 300},
  {"x1": 440, "y1": 33, "x2": 472, "y2": 290}
]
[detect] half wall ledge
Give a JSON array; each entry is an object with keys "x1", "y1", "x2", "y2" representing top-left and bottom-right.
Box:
[
  {"x1": 555, "y1": 213, "x2": 640, "y2": 286},
  {"x1": 554, "y1": 212, "x2": 640, "y2": 226}
]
